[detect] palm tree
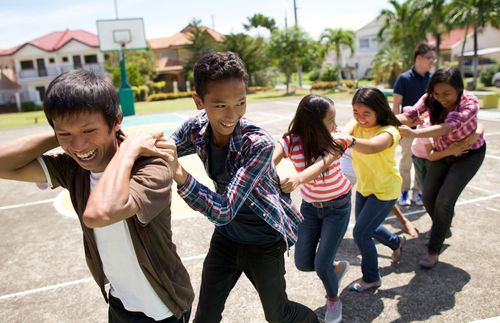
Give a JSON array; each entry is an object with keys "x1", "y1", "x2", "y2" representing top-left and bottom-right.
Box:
[
  {"x1": 243, "y1": 13, "x2": 277, "y2": 33},
  {"x1": 372, "y1": 46, "x2": 406, "y2": 86},
  {"x1": 378, "y1": 0, "x2": 427, "y2": 68},
  {"x1": 448, "y1": 0, "x2": 500, "y2": 89},
  {"x1": 413, "y1": 0, "x2": 452, "y2": 68},
  {"x1": 319, "y1": 28, "x2": 355, "y2": 81}
]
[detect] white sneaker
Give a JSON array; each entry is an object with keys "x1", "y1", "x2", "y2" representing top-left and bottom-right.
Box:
[
  {"x1": 398, "y1": 191, "x2": 411, "y2": 206},
  {"x1": 325, "y1": 299, "x2": 342, "y2": 323},
  {"x1": 413, "y1": 192, "x2": 424, "y2": 206}
]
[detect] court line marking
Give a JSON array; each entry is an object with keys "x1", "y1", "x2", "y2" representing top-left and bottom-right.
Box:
[
  {"x1": 484, "y1": 131, "x2": 500, "y2": 137},
  {"x1": 485, "y1": 154, "x2": 500, "y2": 160},
  {"x1": 0, "y1": 254, "x2": 207, "y2": 301},
  {"x1": 0, "y1": 198, "x2": 54, "y2": 211}
]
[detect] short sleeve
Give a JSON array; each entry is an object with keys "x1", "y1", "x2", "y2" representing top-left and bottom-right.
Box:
[
  {"x1": 129, "y1": 157, "x2": 172, "y2": 224},
  {"x1": 380, "y1": 126, "x2": 401, "y2": 148},
  {"x1": 279, "y1": 136, "x2": 292, "y2": 158}
]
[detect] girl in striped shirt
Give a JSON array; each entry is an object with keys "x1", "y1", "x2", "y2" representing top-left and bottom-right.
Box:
[
  {"x1": 273, "y1": 94, "x2": 353, "y2": 323},
  {"x1": 398, "y1": 67, "x2": 486, "y2": 269}
]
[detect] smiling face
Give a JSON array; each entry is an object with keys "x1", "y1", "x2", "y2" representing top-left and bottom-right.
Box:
[
  {"x1": 353, "y1": 103, "x2": 378, "y2": 128},
  {"x1": 193, "y1": 78, "x2": 247, "y2": 147},
  {"x1": 322, "y1": 104, "x2": 337, "y2": 133},
  {"x1": 432, "y1": 82, "x2": 459, "y2": 110},
  {"x1": 53, "y1": 112, "x2": 121, "y2": 172}
]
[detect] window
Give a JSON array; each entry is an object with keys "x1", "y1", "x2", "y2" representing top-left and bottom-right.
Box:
[
  {"x1": 84, "y1": 54, "x2": 98, "y2": 64},
  {"x1": 20, "y1": 60, "x2": 34, "y2": 70},
  {"x1": 62, "y1": 56, "x2": 68, "y2": 62},
  {"x1": 359, "y1": 38, "x2": 369, "y2": 49},
  {"x1": 49, "y1": 58, "x2": 55, "y2": 64}
]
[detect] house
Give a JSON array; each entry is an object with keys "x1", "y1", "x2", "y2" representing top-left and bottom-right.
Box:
[
  {"x1": 324, "y1": 16, "x2": 385, "y2": 80},
  {"x1": 428, "y1": 25, "x2": 500, "y2": 75},
  {"x1": 0, "y1": 29, "x2": 106, "y2": 109},
  {"x1": 148, "y1": 24, "x2": 225, "y2": 92}
]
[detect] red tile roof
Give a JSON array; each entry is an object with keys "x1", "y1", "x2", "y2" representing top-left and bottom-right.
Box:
[
  {"x1": 149, "y1": 24, "x2": 224, "y2": 49},
  {"x1": 427, "y1": 29, "x2": 473, "y2": 50},
  {"x1": 0, "y1": 29, "x2": 99, "y2": 56}
]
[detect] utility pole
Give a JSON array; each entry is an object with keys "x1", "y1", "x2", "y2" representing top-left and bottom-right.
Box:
[{"x1": 293, "y1": 0, "x2": 303, "y2": 88}]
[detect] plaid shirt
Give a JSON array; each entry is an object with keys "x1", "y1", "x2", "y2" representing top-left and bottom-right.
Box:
[
  {"x1": 404, "y1": 90, "x2": 485, "y2": 152},
  {"x1": 170, "y1": 112, "x2": 303, "y2": 245}
]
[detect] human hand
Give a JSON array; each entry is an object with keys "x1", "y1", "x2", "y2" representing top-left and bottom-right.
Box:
[
  {"x1": 398, "y1": 125, "x2": 417, "y2": 138},
  {"x1": 447, "y1": 142, "x2": 469, "y2": 156},
  {"x1": 120, "y1": 131, "x2": 167, "y2": 158},
  {"x1": 280, "y1": 177, "x2": 300, "y2": 193}
]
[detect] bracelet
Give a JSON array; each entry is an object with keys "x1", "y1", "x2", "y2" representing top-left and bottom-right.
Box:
[{"x1": 348, "y1": 136, "x2": 356, "y2": 148}]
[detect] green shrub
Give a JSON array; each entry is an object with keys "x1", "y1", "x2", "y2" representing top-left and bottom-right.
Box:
[
  {"x1": 320, "y1": 65, "x2": 339, "y2": 82},
  {"x1": 479, "y1": 67, "x2": 498, "y2": 87},
  {"x1": 132, "y1": 85, "x2": 149, "y2": 102},
  {"x1": 148, "y1": 91, "x2": 193, "y2": 101},
  {"x1": 21, "y1": 101, "x2": 43, "y2": 112},
  {"x1": 247, "y1": 86, "x2": 272, "y2": 93},
  {"x1": 148, "y1": 81, "x2": 166, "y2": 94},
  {"x1": 308, "y1": 70, "x2": 320, "y2": 82},
  {"x1": 310, "y1": 80, "x2": 355, "y2": 91}
]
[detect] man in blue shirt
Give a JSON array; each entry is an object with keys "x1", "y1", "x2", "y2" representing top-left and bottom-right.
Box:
[{"x1": 393, "y1": 43, "x2": 436, "y2": 206}]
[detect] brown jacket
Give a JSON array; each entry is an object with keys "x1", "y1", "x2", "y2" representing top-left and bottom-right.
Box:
[{"x1": 41, "y1": 154, "x2": 194, "y2": 319}]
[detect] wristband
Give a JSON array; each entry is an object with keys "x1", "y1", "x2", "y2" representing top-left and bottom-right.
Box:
[{"x1": 348, "y1": 136, "x2": 356, "y2": 148}]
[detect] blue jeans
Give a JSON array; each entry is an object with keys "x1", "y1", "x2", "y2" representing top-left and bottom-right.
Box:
[
  {"x1": 354, "y1": 192, "x2": 400, "y2": 283},
  {"x1": 295, "y1": 192, "x2": 351, "y2": 298}
]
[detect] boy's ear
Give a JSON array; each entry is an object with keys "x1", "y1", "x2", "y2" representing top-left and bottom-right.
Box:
[
  {"x1": 193, "y1": 93, "x2": 204, "y2": 110},
  {"x1": 113, "y1": 114, "x2": 123, "y2": 132}
]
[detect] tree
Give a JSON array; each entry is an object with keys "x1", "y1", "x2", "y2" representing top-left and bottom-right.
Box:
[
  {"x1": 243, "y1": 13, "x2": 277, "y2": 33},
  {"x1": 413, "y1": 0, "x2": 452, "y2": 68},
  {"x1": 222, "y1": 33, "x2": 269, "y2": 85},
  {"x1": 448, "y1": 0, "x2": 500, "y2": 89},
  {"x1": 184, "y1": 18, "x2": 223, "y2": 81},
  {"x1": 105, "y1": 47, "x2": 157, "y2": 87},
  {"x1": 268, "y1": 26, "x2": 311, "y2": 94},
  {"x1": 378, "y1": 0, "x2": 427, "y2": 68},
  {"x1": 319, "y1": 28, "x2": 355, "y2": 81},
  {"x1": 372, "y1": 45, "x2": 406, "y2": 86}
]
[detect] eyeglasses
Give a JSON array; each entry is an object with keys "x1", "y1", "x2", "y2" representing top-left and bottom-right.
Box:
[{"x1": 423, "y1": 54, "x2": 437, "y2": 61}]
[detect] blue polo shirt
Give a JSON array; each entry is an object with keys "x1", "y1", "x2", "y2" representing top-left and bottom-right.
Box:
[{"x1": 393, "y1": 66, "x2": 432, "y2": 112}]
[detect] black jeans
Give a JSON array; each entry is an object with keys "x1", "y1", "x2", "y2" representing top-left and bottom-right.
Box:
[
  {"x1": 423, "y1": 144, "x2": 486, "y2": 255},
  {"x1": 194, "y1": 230, "x2": 319, "y2": 323},
  {"x1": 108, "y1": 293, "x2": 191, "y2": 323}
]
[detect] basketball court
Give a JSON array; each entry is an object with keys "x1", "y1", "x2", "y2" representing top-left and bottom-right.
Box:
[{"x1": 1, "y1": 98, "x2": 500, "y2": 322}]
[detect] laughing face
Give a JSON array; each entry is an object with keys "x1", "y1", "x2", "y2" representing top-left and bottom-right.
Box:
[
  {"x1": 193, "y1": 78, "x2": 247, "y2": 147},
  {"x1": 53, "y1": 112, "x2": 121, "y2": 172},
  {"x1": 353, "y1": 103, "x2": 378, "y2": 128}
]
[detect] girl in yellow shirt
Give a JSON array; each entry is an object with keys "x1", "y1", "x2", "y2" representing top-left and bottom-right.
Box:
[{"x1": 346, "y1": 87, "x2": 406, "y2": 292}]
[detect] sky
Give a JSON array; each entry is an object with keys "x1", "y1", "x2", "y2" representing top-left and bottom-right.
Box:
[{"x1": 0, "y1": 0, "x2": 390, "y2": 49}]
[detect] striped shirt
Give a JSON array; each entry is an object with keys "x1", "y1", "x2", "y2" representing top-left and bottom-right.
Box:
[
  {"x1": 170, "y1": 112, "x2": 303, "y2": 245},
  {"x1": 404, "y1": 90, "x2": 485, "y2": 152},
  {"x1": 279, "y1": 133, "x2": 352, "y2": 202}
]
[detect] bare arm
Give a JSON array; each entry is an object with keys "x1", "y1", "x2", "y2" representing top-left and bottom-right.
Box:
[
  {"x1": 399, "y1": 123, "x2": 453, "y2": 138},
  {"x1": 426, "y1": 122, "x2": 484, "y2": 161},
  {"x1": 272, "y1": 141, "x2": 284, "y2": 166},
  {"x1": 392, "y1": 94, "x2": 402, "y2": 115},
  {"x1": 279, "y1": 153, "x2": 336, "y2": 193},
  {"x1": 352, "y1": 132, "x2": 393, "y2": 154},
  {"x1": 83, "y1": 132, "x2": 167, "y2": 228},
  {"x1": 0, "y1": 132, "x2": 58, "y2": 182}
]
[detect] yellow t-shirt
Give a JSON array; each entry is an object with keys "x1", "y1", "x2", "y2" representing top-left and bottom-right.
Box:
[{"x1": 352, "y1": 123, "x2": 402, "y2": 201}]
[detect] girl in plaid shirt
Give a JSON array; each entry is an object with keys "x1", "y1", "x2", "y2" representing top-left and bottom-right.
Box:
[{"x1": 398, "y1": 67, "x2": 486, "y2": 269}]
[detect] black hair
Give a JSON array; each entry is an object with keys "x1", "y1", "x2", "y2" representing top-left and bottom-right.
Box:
[
  {"x1": 352, "y1": 87, "x2": 401, "y2": 127},
  {"x1": 193, "y1": 51, "x2": 248, "y2": 99},
  {"x1": 424, "y1": 67, "x2": 464, "y2": 125},
  {"x1": 43, "y1": 69, "x2": 120, "y2": 131},
  {"x1": 284, "y1": 94, "x2": 345, "y2": 169},
  {"x1": 414, "y1": 43, "x2": 436, "y2": 61}
]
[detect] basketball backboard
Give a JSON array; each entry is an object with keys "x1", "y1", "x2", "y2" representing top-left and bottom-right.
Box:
[{"x1": 96, "y1": 18, "x2": 147, "y2": 52}]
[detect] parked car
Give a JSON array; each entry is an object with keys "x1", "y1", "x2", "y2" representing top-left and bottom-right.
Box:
[
  {"x1": 463, "y1": 57, "x2": 496, "y2": 76},
  {"x1": 492, "y1": 72, "x2": 500, "y2": 88}
]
